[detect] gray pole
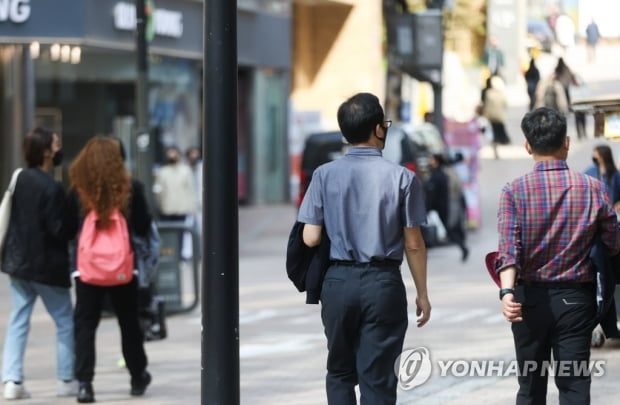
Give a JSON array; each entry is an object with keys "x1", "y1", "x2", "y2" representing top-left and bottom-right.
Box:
[
  {"x1": 203, "y1": 0, "x2": 239, "y2": 404},
  {"x1": 135, "y1": 0, "x2": 153, "y2": 205},
  {"x1": 432, "y1": 82, "x2": 443, "y2": 138},
  {"x1": 21, "y1": 46, "x2": 35, "y2": 134}
]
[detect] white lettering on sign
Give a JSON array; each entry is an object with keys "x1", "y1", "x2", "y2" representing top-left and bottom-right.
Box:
[
  {"x1": 0, "y1": 0, "x2": 31, "y2": 23},
  {"x1": 113, "y1": 2, "x2": 183, "y2": 38},
  {"x1": 113, "y1": 2, "x2": 135, "y2": 31},
  {"x1": 154, "y1": 9, "x2": 182, "y2": 38}
]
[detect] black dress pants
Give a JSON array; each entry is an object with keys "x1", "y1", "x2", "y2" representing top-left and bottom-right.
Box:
[
  {"x1": 320, "y1": 264, "x2": 408, "y2": 405},
  {"x1": 74, "y1": 277, "x2": 147, "y2": 383},
  {"x1": 511, "y1": 284, "x2": 596, "y2": 405}
]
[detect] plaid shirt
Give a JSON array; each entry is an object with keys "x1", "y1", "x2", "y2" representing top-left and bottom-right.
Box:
[{"x1": 497, "y1": 160, "x2": 620, "y2": 282}]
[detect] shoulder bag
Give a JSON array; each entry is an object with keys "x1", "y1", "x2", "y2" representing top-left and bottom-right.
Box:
[{"x1": 0, "y1": 168, "x2": 23, "y2": 263}]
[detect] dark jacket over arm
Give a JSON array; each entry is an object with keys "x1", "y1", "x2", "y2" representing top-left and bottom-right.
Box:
[{"x1": 286, "y1": 221, "x2": 331, "y2": 304}]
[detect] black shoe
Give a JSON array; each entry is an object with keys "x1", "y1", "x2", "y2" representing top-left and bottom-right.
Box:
[
  {"x1": 130, "y1": 371, "x2": 151, "y2": 396},
  {"x1": 77, "y1": 382, "x2": 95, "y2": 403}
]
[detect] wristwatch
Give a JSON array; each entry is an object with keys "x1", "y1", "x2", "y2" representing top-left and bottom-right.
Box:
[{"x1": 499, "y1": 288, "x2": 515, "y2": 300}]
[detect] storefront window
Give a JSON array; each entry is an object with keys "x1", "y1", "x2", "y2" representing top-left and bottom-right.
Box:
[{"x1": 33, "y1": 47, "x2": 200, "y2": 171}]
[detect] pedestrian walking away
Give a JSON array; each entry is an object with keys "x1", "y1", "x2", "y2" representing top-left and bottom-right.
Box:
[
  {"x1": 585, "y1": 144, "x2": 620, "y2": 213},
  {"x1": 524, "y1": 58, "x2": 540, "y2": 111},
  {"x1": 154, "y1": 146, "x2": 196, "y2": 259},
  {"x1": 483, "y1": 36, "x2": 505, "y2": 77},
  {"x1": 585, "y1": 19, "x2": 601, "y2": 63},
  {"x1": 494, "y1": 108, "x2": 620, "y2": 404},
  {"x1": 298, "y1": 92, "x2": 431, "y2": 405},
  {"x1": 1, "y1": 127, "x2": 78, "y2": 400},
  {"x1": 424, "y1": 153, "x2": 469, "y2": 262},
  {"x1": 68, "y1": 136, "x2": 152, "y2": 403},
  {"x1": 482, "y1": 75, "x2": 510, "y2": 159}
]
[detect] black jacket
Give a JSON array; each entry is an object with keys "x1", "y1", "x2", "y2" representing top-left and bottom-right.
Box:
[
  {"x1": 286, "y1": 221, "x2": 330, "y2": 304},
  {"x1": 126, "y1": 179, "x2": 152, "y2": 237},
  {"x1": 1, "y1": 168, "x2": 76, "y2": 288},
  {"x1": 590, "y1": 237, "x2": 620, "y2": 338},
  {"x1": 425, "y1": 167, "x2": 449, "y2": 224}
]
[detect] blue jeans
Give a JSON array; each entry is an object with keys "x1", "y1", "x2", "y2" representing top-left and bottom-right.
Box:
[{"x1": 2, "y1": 277, "x2": 74, "y2": 383}]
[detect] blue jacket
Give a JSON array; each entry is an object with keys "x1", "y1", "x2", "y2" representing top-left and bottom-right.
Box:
[{"x1": 584, "y1": 166, "x2": 620, "y2": 204}]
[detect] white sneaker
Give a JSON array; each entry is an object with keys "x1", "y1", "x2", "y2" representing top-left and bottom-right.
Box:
[
  {"x1": 57, "y1": 379, "x2": 78, "y2": 397},
  {"x1": 3, "y1": 381, "x2": 31, "y2": 400}
]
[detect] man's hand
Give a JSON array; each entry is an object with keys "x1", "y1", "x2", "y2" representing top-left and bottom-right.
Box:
[
  {"x1": 501, "y1": 293, "x2": 522, "y2": 322},
  {"x1": 415, "y1": 295, "x2": 431, "y2": 327}
]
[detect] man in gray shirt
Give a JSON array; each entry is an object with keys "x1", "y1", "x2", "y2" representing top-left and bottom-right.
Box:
[{"x1": 299, "y1": 92, "x2": 431, "y2": 405}]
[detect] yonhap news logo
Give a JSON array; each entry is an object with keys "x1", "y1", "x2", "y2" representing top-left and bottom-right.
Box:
[
  {"x1": 394, "y1": 347, "x2": 432, "y2": 390},
  {"x1": 394, "y1": 347, "x2": 606, "y2": 390}
]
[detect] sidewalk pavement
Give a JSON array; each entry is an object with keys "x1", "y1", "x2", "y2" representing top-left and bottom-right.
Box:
[{"x1": 0, "y1": 203, "x2": 298, "y2": 405}]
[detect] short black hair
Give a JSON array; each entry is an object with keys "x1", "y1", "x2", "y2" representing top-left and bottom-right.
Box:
[
  {"x1": 521, "y1": 108, "x2": 566, "y2": 155},
  {"x1": 23, "y1": 127, "x2": 54, "y2": 168},
  {"x1": 432, "y1": 153, "x2": 447, "y2": 166},
  {"x1": 337, "y1": 93, "x2": 384, "y2": 144}
]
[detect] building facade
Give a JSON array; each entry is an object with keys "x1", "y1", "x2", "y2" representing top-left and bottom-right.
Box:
[
  {"x1": 0, "y1": 0, "x2": 291, "y2": 205},
  {"x1": 289, "y1": 0, "x2": 385, "y2": 200}
]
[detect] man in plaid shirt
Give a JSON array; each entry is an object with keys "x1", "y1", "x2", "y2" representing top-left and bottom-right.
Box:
[{"x1": 496, "y1": 108, "x2": 620, "y2": 404}]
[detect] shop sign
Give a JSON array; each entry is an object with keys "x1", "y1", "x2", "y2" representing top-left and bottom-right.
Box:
[
  {"x1": 113, "y1": 2, "x2": 183, "y2": 38},
  {"x1": 0, "y1": 0, "x2": 31, "y2": 23}
]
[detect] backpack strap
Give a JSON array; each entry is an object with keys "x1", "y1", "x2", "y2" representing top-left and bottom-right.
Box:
[{"x1": 7, "y1": 168, "x2": 22, "y2": 194}]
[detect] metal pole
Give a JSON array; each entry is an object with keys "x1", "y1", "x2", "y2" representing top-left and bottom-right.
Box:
[
  {"x1": 135, "y1": 0, "x2": 153, "y2": 205},
  {"x1": 432, "y1": 82, "x2": 444, "y2": 138},
  {"x1": 0, "y1": 46, "x2": 29, "y2": 188},
  {"x1": 21, "y1": 45, "x2": 34, "y2": 134},
  {"x1": 203, "y1": 0, "x2": 239, "y2": 404}
]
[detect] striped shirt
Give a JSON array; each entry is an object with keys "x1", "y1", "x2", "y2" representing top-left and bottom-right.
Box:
[{"x1": 497, "y1": 160, "x2": 620, "y2": 282}]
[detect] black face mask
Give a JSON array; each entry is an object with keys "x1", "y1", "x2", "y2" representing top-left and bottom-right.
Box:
[
  {"x1": 374, "y1": 126, "x2": 388, "y2": 144},
  {"x1": 52, "y1": 149, "x2": 64, "y2": 167},
  {"x1": 592, "y1": 157, "x2": 599, "y2": 166}
]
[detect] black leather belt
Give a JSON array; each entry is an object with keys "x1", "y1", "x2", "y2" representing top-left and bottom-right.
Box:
[
  {"x1": 518, "y1": 280, "x2": 594, "y2": 289},
  {"x1": 330, "y1": 259, "x2": 401, "y2": 268}
]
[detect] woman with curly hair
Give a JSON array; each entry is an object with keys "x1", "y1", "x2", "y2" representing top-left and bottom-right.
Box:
[{"x1": 69, "y1": 136, "x2": 151, "y2": 403}]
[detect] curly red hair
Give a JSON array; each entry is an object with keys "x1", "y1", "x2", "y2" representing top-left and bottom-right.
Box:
[{"x1": 69, "y1": 136, "x2": 130, "y2": 229}]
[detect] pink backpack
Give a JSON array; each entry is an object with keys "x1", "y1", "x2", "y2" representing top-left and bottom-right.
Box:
[{"x1": 77, "y1": 208, "x2": 134, "y2": 286}]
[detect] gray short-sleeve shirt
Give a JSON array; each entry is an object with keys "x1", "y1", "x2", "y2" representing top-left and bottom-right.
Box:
[{"x1": 298, "y1": 146, "x2": 426, "y2": 262}]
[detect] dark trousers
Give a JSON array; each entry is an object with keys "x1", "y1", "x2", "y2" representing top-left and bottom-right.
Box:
[
  {"x1": 575, "y1": 112, "x2": 587, "y2": 139},
  {"x1": 448, "y1": 226, "x2": 466, "y2": 249},
  {"x1": 320, "y1": 264, "x2": 408, "y2": 405},
  {"x1": 74, "y1": 278, "x2": 147, "y2": 383},
  {"x1": 511, "y1": 284, "x2": 596, "y2": 405}
]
